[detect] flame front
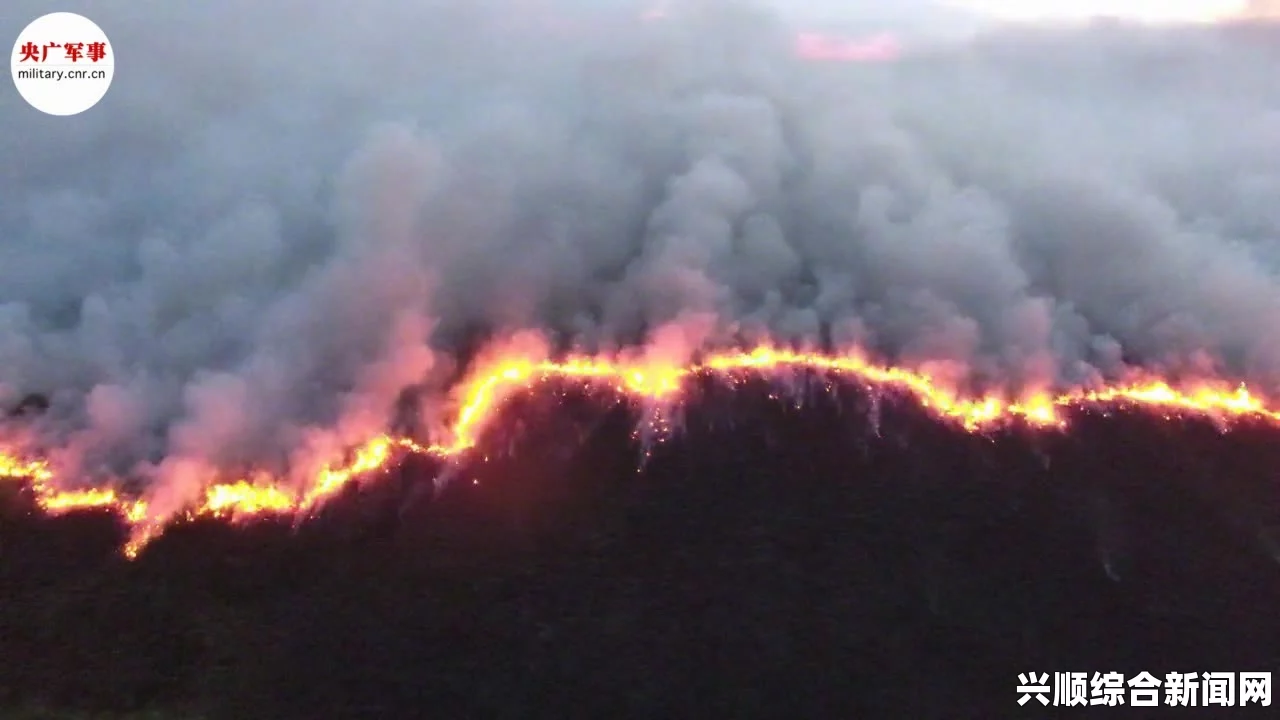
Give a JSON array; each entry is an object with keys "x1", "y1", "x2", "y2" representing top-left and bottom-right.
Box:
[{"x1": 5, "y1": 344, "x2": 1280, "y2": 558}]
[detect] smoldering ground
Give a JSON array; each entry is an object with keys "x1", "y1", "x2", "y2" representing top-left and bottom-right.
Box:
[{"x1": 2, "y1": 0, "x2": 1280, "y2": 499}]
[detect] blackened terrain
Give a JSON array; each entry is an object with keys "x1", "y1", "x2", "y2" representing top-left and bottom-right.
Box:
[{"x1": 2, "y1": 377, "x2": 1279, "y2": 719}]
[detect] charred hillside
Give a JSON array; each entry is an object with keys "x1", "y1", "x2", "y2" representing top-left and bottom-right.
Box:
[{"x1": 2, "y1": 379, "x2": 1279, "y2": 718}]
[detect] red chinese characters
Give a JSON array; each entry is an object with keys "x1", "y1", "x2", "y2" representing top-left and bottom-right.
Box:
[{"x1": 16, "y1": 40, "x2": 108, "y2": 62}]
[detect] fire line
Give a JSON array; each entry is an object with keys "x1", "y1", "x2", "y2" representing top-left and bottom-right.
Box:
[{"x1": 3, "y1": 345, "x2": 1277, "y2": 559}]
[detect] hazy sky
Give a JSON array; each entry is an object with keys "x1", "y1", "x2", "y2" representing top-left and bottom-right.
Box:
[
  {"x1": 761, "y1": 0, "x2": 1250, "y2": 34},
  {"x1": 948, "y1": 0, "x2": 1246, "y2": 22}
]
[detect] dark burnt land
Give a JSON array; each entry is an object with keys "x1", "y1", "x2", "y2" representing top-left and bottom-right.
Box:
[{"x1": 2, "y1": 377, "x2": 1279, "y2": 719}]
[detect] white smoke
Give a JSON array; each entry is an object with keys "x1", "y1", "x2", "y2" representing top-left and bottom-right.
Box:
[{"x1": 3, "y1": 0, "x2": 1280, "y2": 494}]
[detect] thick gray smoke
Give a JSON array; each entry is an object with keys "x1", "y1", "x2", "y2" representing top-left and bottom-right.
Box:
[{"x1": 3, "y1": 0, "x2": 1280, "y2": 501}]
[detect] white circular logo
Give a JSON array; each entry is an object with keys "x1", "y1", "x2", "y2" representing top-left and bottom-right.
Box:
[{"x1": 11, "y1": 12, "x2": 113, "y2": 116}]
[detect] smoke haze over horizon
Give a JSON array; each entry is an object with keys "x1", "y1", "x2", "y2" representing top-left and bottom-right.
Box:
[{"x1": 4, "y1": 0, "x2": 1280, "y2": 503}]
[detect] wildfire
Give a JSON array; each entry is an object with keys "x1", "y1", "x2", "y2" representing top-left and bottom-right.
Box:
[{"x1": 3, "y1": 344, "x2": 1279, "y2": 558}]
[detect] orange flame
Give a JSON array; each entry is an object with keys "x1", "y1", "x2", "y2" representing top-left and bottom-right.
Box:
[{"x1": 4, "y1": 344, "x2": 1279, "y2": 558}]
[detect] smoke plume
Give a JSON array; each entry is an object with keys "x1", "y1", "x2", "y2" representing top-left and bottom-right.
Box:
[{"x1": 3, "y1": 0, "x2": 1280, "y2": 500}]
